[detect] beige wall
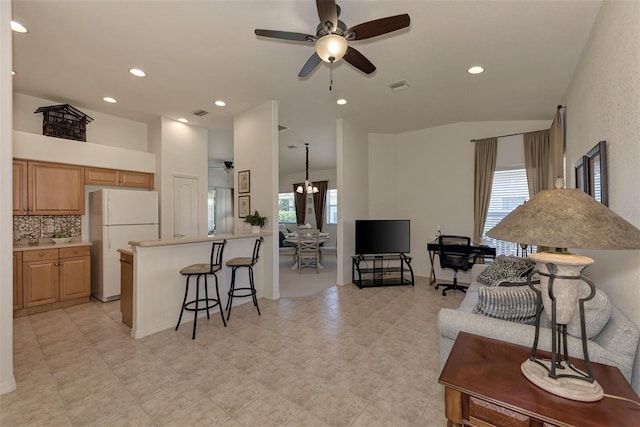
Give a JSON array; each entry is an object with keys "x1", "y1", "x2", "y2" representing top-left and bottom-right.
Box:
[
  {"x1": 234, "y1": 100, "x2": 278, "y2": 300},
  {"x1": 0, "y1": 0, "x2": 16, "y2": 395},
  {"x1": 369, "y1": 120, "x2": 550, "y2": 280},
  {"x1": 337, "y1": 119, "x2": 369, "y2": 285},
  {"x1": 564, "y1": 0, "x2": 640, "y2": 326}
]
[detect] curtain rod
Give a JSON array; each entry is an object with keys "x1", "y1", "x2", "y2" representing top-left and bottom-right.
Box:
[{"x1": 470, "y1": 105, "x2": 566, "y2": 142}]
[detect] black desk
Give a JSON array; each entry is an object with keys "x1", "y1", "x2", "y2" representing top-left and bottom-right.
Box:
[{"x1": 427, "y1": 242, "x2": 496, "y2": 286}]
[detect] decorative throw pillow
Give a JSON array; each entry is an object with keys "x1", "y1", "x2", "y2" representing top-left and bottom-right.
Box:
[
  {"x1": 476, "y1": 255, "x2": 536, "y2": 286},
  {"x1": 473, "y1": 285, "x2": 538, "y2": 325},
  {"x1": 539, "y1": 281, "x2": 612, "y2": 339}
]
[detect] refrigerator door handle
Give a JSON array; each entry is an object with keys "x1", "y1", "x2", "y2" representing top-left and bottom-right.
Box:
[
  {"x1": 107, "y1": 229, "x2": 112, "y2": 251},
  {"x1": 106, "y1": 197, "x2": 112, "y2": 224}
]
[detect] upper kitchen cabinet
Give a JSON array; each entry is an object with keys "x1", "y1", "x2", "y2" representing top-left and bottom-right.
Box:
[
  {"x1": 85, "y1": 167, "x2": 154, "y2": 189},
  {"x1": 13, "y1": 160, "x2": 85, "y2": 215}
]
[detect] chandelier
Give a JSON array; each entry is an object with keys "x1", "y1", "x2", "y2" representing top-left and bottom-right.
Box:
[{"x1": 296, "y1": 143, "x2": 319, "y2": 194}]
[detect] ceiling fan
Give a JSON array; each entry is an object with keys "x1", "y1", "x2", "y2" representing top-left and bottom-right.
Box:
[
  {"x1": 254, "y1": 0, "x2": 410, "y2": 77},
  {"x1": 210, "y1": 160, "x2": 234, "y2": 173}
]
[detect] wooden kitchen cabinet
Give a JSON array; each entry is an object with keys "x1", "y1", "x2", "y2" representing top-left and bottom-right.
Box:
[
  {"x1": 58, "y1": 246, "x2": 91, "y2": 301},
  {"x1": 13, "y1": 160, "x2": 85, "y2": 215},
  {"x1": 85, "y1": 166, "x2": 154, "y2": 189},
  {"x1": 22, "y1": 249, "x2": 59, "y2": 308},
  {"x1": 13, "y1": 252, "x2": 23, "y2": 310},
  {"x1": 17, "y1": 245, "x2": 91, "y2": 314},
  {"x1": 119, "y1": 251, "x2": 133, "y2": 328}
]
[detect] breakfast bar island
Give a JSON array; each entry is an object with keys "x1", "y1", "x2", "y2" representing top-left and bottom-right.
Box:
[{"x1": 125, "y1": 232, "x2": 274, "y2": 339}]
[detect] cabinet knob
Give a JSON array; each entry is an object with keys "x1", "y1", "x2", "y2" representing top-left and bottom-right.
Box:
[
  {"x1": 73, "y1": 250, "x2": 78, "y2": 254},
  {"x1": 39, "y1": 253, "x2": 44, "y2": 257}
]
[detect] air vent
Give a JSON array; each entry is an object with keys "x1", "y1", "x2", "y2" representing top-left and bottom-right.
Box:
[
  {"x1": 278, "y1": 124, "x2": 289, "y2": 131},
  {"x1": 191, "y1": 109, "x2": 209, "y2": 117},
  {"x1": 388, "y1": 80, "x2": 410, "y2": 92}
]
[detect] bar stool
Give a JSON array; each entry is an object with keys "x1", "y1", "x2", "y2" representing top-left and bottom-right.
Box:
[
  {"x1": 176, "y1": 240, "x2": 227, "y2": 339},
  {"x1": 225, "y1": 237, "x2": 263, "y2": 321}
]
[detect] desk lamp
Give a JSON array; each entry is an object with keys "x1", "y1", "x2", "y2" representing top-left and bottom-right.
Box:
[{"x1": 486, "y1": 187, "x2": 640, "y2": 402}]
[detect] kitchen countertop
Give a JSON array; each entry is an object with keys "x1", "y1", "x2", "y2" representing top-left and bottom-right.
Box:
[
  {"x1": 13, "y1": 241, "x2": 92, "y2": 252},
  {"x1": 129, "y1": 231, "x2": 272, "y2": 248}
]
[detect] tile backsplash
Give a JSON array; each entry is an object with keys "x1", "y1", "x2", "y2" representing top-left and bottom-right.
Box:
[{"x1": 13, "y1": 215, "x2": 82, "y2": 241}]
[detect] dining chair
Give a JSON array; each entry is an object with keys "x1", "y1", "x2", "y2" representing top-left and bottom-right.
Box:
[{"x1": 297, "y1": 229, "x2": 320, "y2": 273}]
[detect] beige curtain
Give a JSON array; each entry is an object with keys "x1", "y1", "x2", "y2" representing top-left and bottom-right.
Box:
[
  {"x1": 473, "y1": 138, "x2": 497, "y2": 244},
  {"x1": 523, "y1": 130, "x2": 550, "y2": 196},
  {"x1": 549, "y1": 108, "x2": 565, "y2": 188}
]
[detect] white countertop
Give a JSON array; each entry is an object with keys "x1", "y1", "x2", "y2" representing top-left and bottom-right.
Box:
[
  {"x1": 129, "y1": 231, "x2": 272, "y2": 248},
  {"x1": 13, "y1": 241, "x2": 91, "y2": 252}
]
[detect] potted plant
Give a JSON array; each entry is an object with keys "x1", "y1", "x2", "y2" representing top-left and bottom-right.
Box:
[{"x1": 244, "y1": 210, "x2": 267, "y2": 233}]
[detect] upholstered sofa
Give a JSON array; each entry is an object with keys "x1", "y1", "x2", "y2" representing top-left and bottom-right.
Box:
[{"x1": 438, "y1": 261, "x2": 640, "y2": 393}]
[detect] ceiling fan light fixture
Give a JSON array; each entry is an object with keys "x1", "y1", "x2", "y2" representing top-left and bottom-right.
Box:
[{"x1": 315, "y1": 34, "x2": 348, "y2": 63}]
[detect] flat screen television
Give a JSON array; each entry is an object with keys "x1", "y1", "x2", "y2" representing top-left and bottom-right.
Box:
[{"x1": 355, "y1": 219, "x2": 410, "y2": 255}]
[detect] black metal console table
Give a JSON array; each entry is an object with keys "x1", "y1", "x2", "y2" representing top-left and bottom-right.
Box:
[{"x1": 351, "y1": 254, "x2": 414, "y2": 289}]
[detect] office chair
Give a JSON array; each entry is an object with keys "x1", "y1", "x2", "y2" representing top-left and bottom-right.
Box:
[{"x1": 436, "y1": 235, "x2": 477, "y2": 296}]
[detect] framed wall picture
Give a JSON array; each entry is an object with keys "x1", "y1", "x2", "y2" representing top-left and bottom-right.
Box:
[
  {"x1": 238, "y1": 195, "x2": 250, "y2": 218},
  {"x1": 574, "y1": 155, "x2": 588, "y2": 194},
  {"x1": 238, "y1": 170, "x2": 250, "y2": 194},
  {"x1": 586, "y1": 140, "x2": 608, "y2": 206}
]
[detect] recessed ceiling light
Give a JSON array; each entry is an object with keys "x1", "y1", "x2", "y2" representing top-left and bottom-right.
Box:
[
  {"x1": 102, "y1": 97, "x2": 117, "y2": 103},
  {"x1": 11, "y1": 21, "x2": 27, "y2": 33},
  {"x1": 214, "y1": 100, "x2": 226, "y2": 107},
  {"x1": 129, "y1": 68, "x2": 146, "y2": 77},
  {"x1": 467, "y1": 66, "x2": 485, "y2": 75},
  {"x1": 336, "y1": 99, "x2": 347, "y2": 105},
  {"x1": 178, "y1": 118, "x2": 189, "y2": 123},
  {"x1": 11, "y1": 70, "x2": 16, "y2": 76}
]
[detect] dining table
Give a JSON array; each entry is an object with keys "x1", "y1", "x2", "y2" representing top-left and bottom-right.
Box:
[{"x1": 284, "y1": 232, "x2": 330, "y2": 269}]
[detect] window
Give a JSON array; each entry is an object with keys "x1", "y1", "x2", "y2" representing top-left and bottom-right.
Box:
[
  {"x1": 483, "y1": 168, "x2": 532, "y2": 256},
  {"x1": 326, "y1": 189, "x2": 337, "y2": 224},
  {"x1": 278, "y1": 192, "x2": 296, "y2": 223}
]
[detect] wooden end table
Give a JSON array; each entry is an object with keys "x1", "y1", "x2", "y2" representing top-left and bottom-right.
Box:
[{"x1": 438, "y1": 332, "x2": 640, "y2": 427}]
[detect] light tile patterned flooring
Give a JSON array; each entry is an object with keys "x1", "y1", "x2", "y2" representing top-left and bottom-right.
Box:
[{"x1": 1, "y1": 277, "x2": 464, "y2": 426}]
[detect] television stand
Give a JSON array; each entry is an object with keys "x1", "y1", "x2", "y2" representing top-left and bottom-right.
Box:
[{"x1": 351, "y1": 253, "x2": 414, "y2": 289}]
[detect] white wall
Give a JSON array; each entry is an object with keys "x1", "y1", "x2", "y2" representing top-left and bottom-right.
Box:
[
  {"x1": 154, "y1": 118, "x2": 208, "y2": 239},
  {"x1": 0, "y1": 0, "x2": 16, "y2": 395},
  {"x1": 337, "y1": 119, "x2": 369, "y2": 285},
  {"x1": 563, "y1": 0, "x2": 640, "y2": 326},
  {"x1": 234, "y1": 101, "x2": 278, "y2": 300},
  {"x1": 369, "y1": 120, "x2": 551, "y2": 281},
  {"x1": 13, "y1": 93, "x2": 148, "y2": 152}
]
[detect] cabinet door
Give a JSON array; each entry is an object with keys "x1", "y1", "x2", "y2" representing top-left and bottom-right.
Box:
[
  {"x1": 13, "y1": 252, "x2": 23, "y2": 310},
  {"x1": 29, "y1": 162, "x2": 85, "y2": 215},
  {"x1": 119, "y1": 170, "x2": 153, "y2": 189},
  {"x1": 59, "y1": 256, "x2": 91, "y2": 301},
  {"x1": 13, "y1": 160, "x2": 28, "y2": 215},
  {"x1": 85, "y1": 167, "x2": 119, "y2": 186},
  {"x1": 23, "y1": 253, "x2": 59, "y2": 308}
]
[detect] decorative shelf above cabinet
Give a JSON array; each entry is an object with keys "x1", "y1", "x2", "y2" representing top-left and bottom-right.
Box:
[{"x1": 85, "y1": 167, "x2": 154, "y2": 189}]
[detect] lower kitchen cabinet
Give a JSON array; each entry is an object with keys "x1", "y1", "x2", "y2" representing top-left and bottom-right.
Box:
[{"x1": 17, "y1": 245, "x2": 91, "y2": 315}]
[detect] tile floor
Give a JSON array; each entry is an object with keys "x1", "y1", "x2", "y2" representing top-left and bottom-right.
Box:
[{"x1": 1, "y1": 277, "x2": 464, "y2": 426}]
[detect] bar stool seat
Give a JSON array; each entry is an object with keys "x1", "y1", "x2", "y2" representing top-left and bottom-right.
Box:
[
  {"x1": 225, "y1": 237, "x2": 263, "y2": 321},
  {"x1": 176, "y1": 240, "x2": 227, "y2": 339}
]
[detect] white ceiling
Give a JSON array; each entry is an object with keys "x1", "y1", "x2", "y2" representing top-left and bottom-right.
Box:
[{"x1": 11, "y1": 0, "x2": 602, "y2": 175}]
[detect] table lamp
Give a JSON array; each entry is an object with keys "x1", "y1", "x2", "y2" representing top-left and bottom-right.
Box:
[{"x1": 486, "y1": 187, "x2": 640, "y2": 402}]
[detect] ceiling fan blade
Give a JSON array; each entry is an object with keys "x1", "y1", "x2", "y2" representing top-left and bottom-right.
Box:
[
  {"x1": 298, "y1": 53, "x2": 322, "y2": 78},
  {"x1": 255, "y1": 29, "x2": 314, "y2": 42},
  {"x1": 316, "y1": 0, "x2": 338, "y2": 32},
  {"x1": 343, "y1": 46, "x2": 376, "y2": 75},
  {"x1": 345, "y1": 14, "x2": 410, "y2": 40}
]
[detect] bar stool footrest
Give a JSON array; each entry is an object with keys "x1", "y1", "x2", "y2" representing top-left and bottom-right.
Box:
[{"x1": 183, "y1": 298, "x2": 222, "y2": 312}]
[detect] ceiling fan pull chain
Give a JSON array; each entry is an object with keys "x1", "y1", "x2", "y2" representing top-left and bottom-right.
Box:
[{"x1": 329, "y1": 62, "x2": 333, "y2": 91}]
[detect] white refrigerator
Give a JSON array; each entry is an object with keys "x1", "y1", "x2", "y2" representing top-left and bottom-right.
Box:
[{"x1": 89, "y1": 189, "x2": 159, "y2": 302}]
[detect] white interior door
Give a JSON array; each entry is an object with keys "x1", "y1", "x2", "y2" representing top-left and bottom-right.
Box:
[{"x1": 173, "y1": 176, "x2": 199, "y2": 238}]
